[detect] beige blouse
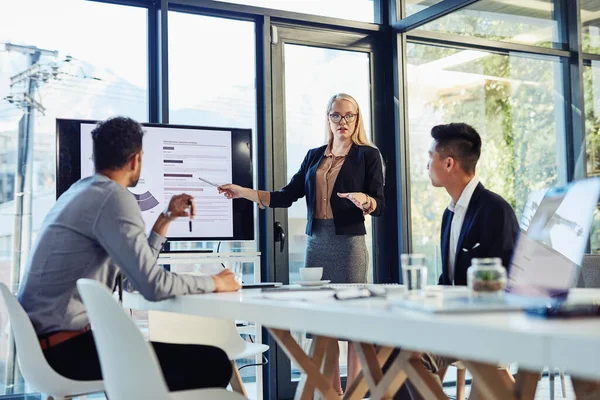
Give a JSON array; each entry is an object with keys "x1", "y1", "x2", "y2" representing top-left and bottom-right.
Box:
[{"x1": 314, "y1": 147, "x2": 347, "y2": 219}]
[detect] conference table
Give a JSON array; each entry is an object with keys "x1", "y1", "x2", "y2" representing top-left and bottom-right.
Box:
[{"x1": 122, "y1": 286, "x2": 600, "y2": 400}]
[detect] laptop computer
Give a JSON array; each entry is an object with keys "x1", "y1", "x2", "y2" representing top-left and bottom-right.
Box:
[{"x1": 392, "y1": 177, "x2": 600, "y2": 313}]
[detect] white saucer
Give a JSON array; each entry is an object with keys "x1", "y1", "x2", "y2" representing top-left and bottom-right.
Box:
[{"x1": 294, "y1": 280, "x2": 331, "y2": 287}]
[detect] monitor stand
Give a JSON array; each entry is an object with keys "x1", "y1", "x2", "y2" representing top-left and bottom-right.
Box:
[
  {"x1": 160, "y1": 242, "x2": 214, "y2": 254},
  {"x1": 161, "y1": 249, "x2": 214, "y2": 254}
]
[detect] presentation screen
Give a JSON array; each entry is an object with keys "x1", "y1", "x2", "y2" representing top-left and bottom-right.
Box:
[{"x1": 56, "y1": 119, "x2": 254, "y2": 241}]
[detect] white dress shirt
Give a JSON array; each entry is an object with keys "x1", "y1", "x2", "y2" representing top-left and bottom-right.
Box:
[{"x1": 447, "y1": 176, "x2": 480, "y2": 284}]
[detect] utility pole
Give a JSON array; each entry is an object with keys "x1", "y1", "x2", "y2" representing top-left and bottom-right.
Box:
[{"x1": 2, "y1": 42, "x2": 57, "y2": 394}]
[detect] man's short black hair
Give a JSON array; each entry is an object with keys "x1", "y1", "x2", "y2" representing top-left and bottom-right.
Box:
[
  {"x1": 431, "y1": 123, "x2": 482, "y2": 174},
  {"x1": 91, "y1": 117, "x2": 144, "y2": 171}
]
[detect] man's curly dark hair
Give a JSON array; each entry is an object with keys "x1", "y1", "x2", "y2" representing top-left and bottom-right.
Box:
[{"x1": 91, "y1": 116, "x2": 144, "y2": 171}]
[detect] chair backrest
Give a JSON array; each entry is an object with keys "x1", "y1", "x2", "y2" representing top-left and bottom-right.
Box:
[
  {"x1": 76, "y1": 279, "x2": 170, "y2": 400},
  {"x1": 0, "y1": 283, "x2": 103, "y2": 397},
  {"x1": 148, "y1": 311, "x2": 248, "y2": 359},
  {"x1": 577, "y1": 254, "x2": 600, "y2": 288}
]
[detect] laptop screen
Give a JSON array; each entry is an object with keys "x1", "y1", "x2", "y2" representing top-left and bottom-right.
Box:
[{"x1": 507, "y1": 178, "x2": 600, "y2": 298}]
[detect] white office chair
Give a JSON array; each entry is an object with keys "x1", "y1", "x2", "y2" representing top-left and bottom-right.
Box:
[
  {"x1": 148, "y1": 310, "x2": 269, "y2": 396},
  {"x1": 76, "y1": 279, "x2": 247, "y2": 400},
  {"x1": 0, "y1": 283, "x2": 104, "y2": 400}
]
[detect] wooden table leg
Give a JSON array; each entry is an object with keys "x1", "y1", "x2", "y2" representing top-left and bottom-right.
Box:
[
  {"x1": 322, "y1": 339, "x2": 339, "y2": 381},
  {"x1": 469, "y1": 381, "x2": 484, "y2": 400},
  {"x1": 571, "y1": 376, "x2": 600, "y2": 400},
  {"x1": 463, "y1": 361, "x2": 517, "y2": 400},
  {"x1": 513, "y1": 370, "x2": 540, "y2": 400},
  {"x1": 268, "y1": 328, "x2": 340, "y2": 400},
  {"x1": 346, "y1": 345, "x2": 446, "y2": 400},
  {"x1": 369, "y1": 350, "x2": 408, "y2": 400},
  {"x1": 297, "y1": 336, "x2": 330, "y2": 400},
  {"x1": 400, "y1": 352, "x2": 447, "y2": 400},
  {"x1": 344, "y1": 345, "x2": 394, "y2": 400}
]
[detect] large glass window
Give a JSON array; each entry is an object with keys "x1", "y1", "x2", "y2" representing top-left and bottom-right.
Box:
[
  {"x1": 584, "y1": 61, "x2": 600, "y2": 253},
  {"x1": 277, "y1": 43, "x2": 372, "y2": 387},
  {"x1": 405, "y1": 0, "x2": 445, "y2": 17},
  {"x1": 0, "y1": 0, "x2": 147, "y2": 394},
  {"x1": 582, "y1": 2, "x2": 600, "y2": 54},
  {"x1": 407, "y1": 42, "x2": 566, "y2": 283},
  {"x1": 167, "y1": 10, "x2": 260, "y2": 392},
  {"x1": 282, "y1": 45, "x2": 373, "y2": 285},
  {"x1": 416, "y1": 0, "x2": 561, "y2": 48},
  {"x1": 167, "y1": 11, "x2": 257, "y2": 256},
  {"x1": 213, "y1": 0, "x2": 378, "y2": 23}
]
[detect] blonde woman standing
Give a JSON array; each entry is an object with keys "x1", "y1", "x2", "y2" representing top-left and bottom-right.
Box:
[{"x1": 218, "y1": 93, "x2": 385, "y2": 394}]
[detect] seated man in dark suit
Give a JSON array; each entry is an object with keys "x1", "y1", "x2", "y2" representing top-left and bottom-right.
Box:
[
  {"x1": 430, "y1": 122, "x2": 519, "y2": 287},
  {"x1": 398, "y1": 122, "x2": 520, "y2": 400}
]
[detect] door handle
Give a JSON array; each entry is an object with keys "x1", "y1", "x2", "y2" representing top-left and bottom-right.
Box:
[{"x1": 274, "y1": 222, "x2": 286, "y2": 253}]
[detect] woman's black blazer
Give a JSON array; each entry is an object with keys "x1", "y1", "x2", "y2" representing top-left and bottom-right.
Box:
[{"x1": 269, "y1": 143, "x2": 385, "y2": 235}]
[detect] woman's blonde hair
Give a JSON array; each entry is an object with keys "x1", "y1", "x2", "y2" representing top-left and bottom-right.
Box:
[{"x1": 325, "y1": 93, "x2": 373, "y2": 148}]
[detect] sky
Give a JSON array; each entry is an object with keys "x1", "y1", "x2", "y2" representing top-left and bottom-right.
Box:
[{"x1": 0, "y1": 0, "x2": 147, "y2": 88}]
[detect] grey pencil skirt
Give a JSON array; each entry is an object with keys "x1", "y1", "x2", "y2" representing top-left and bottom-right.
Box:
[{"x1": 305, "y1": 219, "x2": 368, "y2": 284}]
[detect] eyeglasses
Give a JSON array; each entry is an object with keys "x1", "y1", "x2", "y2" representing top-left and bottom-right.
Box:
[{"x1": 329, "y1": 113, "x2": 357, "y2": 123}]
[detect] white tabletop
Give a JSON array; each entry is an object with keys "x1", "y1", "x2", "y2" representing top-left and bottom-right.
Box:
[{"x1": 123, "y1": 287, "x2": 600, "y2": 380}]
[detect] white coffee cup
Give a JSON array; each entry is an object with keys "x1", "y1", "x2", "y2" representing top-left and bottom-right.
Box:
[{"x1": 299, "y1": 267, "x2": 323, "y2": 281}]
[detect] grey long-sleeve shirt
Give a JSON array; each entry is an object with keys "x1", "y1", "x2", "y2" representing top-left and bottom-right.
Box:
[{"x1": 17, "y1": 174, "x2": 215, "y2": 335}]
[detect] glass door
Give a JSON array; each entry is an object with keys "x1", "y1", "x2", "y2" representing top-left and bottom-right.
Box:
[{"x1": 269, "y1": 25, "x2": 376, "y2": 399}]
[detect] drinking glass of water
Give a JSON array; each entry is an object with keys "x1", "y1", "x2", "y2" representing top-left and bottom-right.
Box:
[{"x1": 401, "y1": 254, "x2": 427, "y2": 293}]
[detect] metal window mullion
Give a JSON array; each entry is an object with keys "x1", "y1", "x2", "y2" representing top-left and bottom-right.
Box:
[
  {"x1": 393, "y1": 0, "x2": 481, "y2": 32},
  {"x1": 168, "y1": 0, "x2": 383, "y2": 32},
  {"x1": 148, "y1": 1, "x2": 159, "y2": 123},
  {"x1": 407, "y1": 30, "x2": 570, "y2": 59},
  {"x1": 562, "y1": 0, "x2": 585, "y2": 182},
  {"x1": 158, "y1": 0, "x2": 169, "y2": 123},
  {"x1": 397, "y1": 32, "x2": 412, "y2": 261}
]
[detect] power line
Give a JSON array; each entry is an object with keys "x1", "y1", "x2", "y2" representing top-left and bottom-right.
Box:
[{"x1": 3, "y1": 43, "x2": 108, "y2": 115}]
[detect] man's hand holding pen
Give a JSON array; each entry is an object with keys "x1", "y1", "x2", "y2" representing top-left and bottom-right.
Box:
[
  {"x1": 163, "y1": 194, "x2": 196, "y2": 220},
  {"x1": 152, "y1": 194, "x2": 195, "y2": 237}
]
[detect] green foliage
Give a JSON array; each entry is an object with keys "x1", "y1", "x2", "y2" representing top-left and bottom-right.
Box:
[
  {"x1": 419, "y1": 4, "x2": 556, "y2": 48},
  {"x1": 583, "y1": 65, "x2": 600, "y2": 252},
  {"x1": 409, "y1": 43, "x2": 560, "y2": 279}
]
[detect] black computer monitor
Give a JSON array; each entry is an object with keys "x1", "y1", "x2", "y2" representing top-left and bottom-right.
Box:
[{"x1": 56, "y1": 118, "x2": 254, "y2": 241}]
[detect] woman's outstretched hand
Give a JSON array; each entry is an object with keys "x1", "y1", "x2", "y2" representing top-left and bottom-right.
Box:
[
  {"x1": 218, "y1": 184, "x2": 247, "y2": 199},
  {"x1": 337, "y1": 192, "x2": 368, "y2": 210}
]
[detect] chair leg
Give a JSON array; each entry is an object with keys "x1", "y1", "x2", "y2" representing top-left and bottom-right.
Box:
[
  {"x1": 549, "y1": 368, "x2": 555, "y2": 400},
  {"x1": 229, "y1": 360, "x2": 248, "y2": 397},
  {"x1": 559, "y1": 370, "x2": 567, "y2": 398},
  {"x1": 456, "y1": 367, "x2": 466, "y2": 400}
]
